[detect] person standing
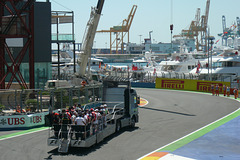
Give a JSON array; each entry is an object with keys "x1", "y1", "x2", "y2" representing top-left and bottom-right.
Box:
[
  {"x1": 75, "y1": 113, "x2": 86, "y2": 126},
  {"x1": 223, "y1": 85, "x2": 226, "y2": 96},
  {"x1": 215, "y1": 84, "x2": 219, "y2": 96},
  {"x1": 233, "y1": 87, "x2": 238, "y2": 99},
  {"x1": 75, "y1": 113, "x2": 86, "y2": 140},
  {"x1": 84, "y1": 110, "x2": 91, "y2": 137},
  {"x1": 226, "y1": 86, "x2": 230, "y2": 97},
  {"x1": 71, "y1": 111, "x2": 77, "y2": 124},
  {"x1": 61, "y1": 109, "x2": 70, "y2": 139},
  {"x1": 211, "y1": 84, "x2": 215, "y2": 96}
]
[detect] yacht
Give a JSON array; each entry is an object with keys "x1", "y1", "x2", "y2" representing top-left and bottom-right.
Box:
[
  {"x1": 63, "y1": 57, "x2": 104, "y2": 74},
  {"x1": 143, "y1": 48, "x2": 206, "y2": 78},
  {"x1": 52, "y1": 52, "x2": 104, "y2": 75},
  {"x1": 190, "y1": 54, "x2": 240, "y2": 81},
  {"x1": 132, "y1": 57, "x2": 148, "y2": 63}
]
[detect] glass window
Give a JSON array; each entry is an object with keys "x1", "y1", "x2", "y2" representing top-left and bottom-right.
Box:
[{"x1": 48, "y1": 82, "x2": 55, "y2": 88}]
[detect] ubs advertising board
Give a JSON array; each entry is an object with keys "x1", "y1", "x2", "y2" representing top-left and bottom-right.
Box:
[
  {"x1": 156, "y1": 78, "x2": 230, "y2": 93},
  {"x1": 0, "y1": 112, "x2": 48, "y2": 130}
]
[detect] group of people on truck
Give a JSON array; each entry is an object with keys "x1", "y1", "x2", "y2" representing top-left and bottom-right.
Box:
[{"x1": 52, "y1": 103, "x2": 109, "y2": 140}]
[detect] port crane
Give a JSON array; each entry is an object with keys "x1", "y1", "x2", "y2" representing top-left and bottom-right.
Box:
[
  {"x1": 218, "y1": 16, "x2": 239, "y2": 46},
  {"x1": 236, "y1": 17, "x2": 240, "y2": 36},
  {"x1": 173, "y1": 0, "x2": 210, "y2": 52},
  {"x1": 78, "y1": 0, "x2": 105, "y2": 77},
  {"x1": 97, "y1": 5, "x2": 137, "y2": 54}
]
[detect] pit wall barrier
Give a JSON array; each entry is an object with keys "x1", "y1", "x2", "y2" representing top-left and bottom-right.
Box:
[
  {"x1": 0, "y1": 112, "x2": 49, "y2": 130},
  {"x1": 156, "y1": 78, "x2": 231, "y2": 93}
]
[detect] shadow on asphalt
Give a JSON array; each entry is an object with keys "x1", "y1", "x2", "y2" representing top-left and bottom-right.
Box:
[
  {"x1": 140, "y1": 106, "x2": 196, "y2": 116},
  {"x1": 46, "y1": 126, "x2": 139, "y2": 158}
]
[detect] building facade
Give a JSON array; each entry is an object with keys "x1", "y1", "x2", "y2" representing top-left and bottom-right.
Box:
[{"x1": 126, "y1": 38, "x2": 196, "y2": 54}]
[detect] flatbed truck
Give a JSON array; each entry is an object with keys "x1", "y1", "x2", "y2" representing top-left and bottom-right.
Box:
[{"x1": 47, "y1": 77, "x2": 140, "y2": 153}]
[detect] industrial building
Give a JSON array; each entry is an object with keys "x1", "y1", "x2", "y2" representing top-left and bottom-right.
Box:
[{"x1": 126, "y1": 38, "x2": 196, "y2": 55}]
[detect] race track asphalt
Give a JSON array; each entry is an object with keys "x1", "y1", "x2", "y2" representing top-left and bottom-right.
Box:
[{"x1": 0, "y1": 88, "x2": 239, "y2": 160}]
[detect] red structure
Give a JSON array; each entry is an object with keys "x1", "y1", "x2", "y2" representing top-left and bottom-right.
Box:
[{"x1": 0, "y1": 0, "x2": 35, "y2": 89}]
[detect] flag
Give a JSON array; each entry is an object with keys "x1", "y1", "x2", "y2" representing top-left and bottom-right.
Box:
[
  {"x1": 196, "y1": 60, "x2": 201, "y2": 73},
  {"x1": 215, "y1": 39, "x2": 220, "y2": 44}
]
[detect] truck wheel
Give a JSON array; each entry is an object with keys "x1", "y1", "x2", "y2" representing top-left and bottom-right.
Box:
[
  {"x1": 115, "y1": 121, "x2": 121, "y2": 132},
  {"x1": 130, "y1": 118, "x2": 135, "y2": 128}
]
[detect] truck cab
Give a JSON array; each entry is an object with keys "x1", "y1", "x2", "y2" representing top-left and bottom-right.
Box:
[{"x1": 102, "y1": 77, "x2": 139, "y2": 127}]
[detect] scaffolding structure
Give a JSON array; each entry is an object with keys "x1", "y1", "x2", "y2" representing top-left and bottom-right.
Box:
[
  {"x1": 0, "y1": 0, "x2": 35, "y2": 89},
  {"x1": 51, "y1": 11, "x2": 75, "y2": 78}
]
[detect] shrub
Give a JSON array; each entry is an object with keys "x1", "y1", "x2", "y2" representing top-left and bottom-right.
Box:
[{"x1": 0, "y1": 104, "x2": 5, "y2": 112}]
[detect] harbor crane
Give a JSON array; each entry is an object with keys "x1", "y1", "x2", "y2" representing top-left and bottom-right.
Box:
[
  {"x1": 97, "y1": 5, "x2": 137, "y2": 54},
  {"x1": 221, "y1": 15, "x2": 228, "y2": 46},
  {"x1": 237, "y1": 17, "x2": 240, "y2": 36},
  {"x1": 200, "y1": 0, "x2": 210, "y2": 52},
  {"x1": 218, "y1": 16, "x2": 239, "y2": 46},
  {"x1": 78, "y1": 0, "x2": 105, "y2": 77},
  {"x1": 173, "y1": 0, "x2": 210, "y2": 52}
]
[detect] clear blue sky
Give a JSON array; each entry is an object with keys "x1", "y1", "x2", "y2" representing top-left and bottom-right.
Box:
[{"x1": 48, "y1": 0, "x2": 240, "y2": 48}]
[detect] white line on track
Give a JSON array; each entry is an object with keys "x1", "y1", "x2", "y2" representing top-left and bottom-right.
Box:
[
  {"x1": 0, "y1": 128, "x2": 48, "y2": 141},
  {"x1": 137, "y1": 90, "x2": 240, "y2": 160}
]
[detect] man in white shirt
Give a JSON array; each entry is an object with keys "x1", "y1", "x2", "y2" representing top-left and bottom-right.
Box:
[
  {"x1": 75, "y1": 114, "x2": 86, "y2": 125},
  {"x1": 75, "y1": 114, "x2": 86, "y2": 140},
  {"x1": 71, "y1": 111, "x2": 77, "y2": 124}
]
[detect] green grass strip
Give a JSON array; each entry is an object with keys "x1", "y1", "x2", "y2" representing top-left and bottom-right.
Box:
[
  {"x1": 0, "y1": 126, "x2": 48, "y2": 140},
  {"x1": 158, "y1": 109, "x2": 240, "y2": 152}
]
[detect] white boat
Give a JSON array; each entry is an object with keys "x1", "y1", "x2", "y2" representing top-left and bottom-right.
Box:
[
  {"x1": 64, "y1": 57, "x2": 104, "y2": 74},
  {"x1": 52, "y1": 52, "x2": 104, "y2": 75},
  {"x1": 132, "y1": 57, "x2": 148, "y2": 63},
  {"x1": 143, "y1": 48, "x2": 207, "y2": 78},
  {"x1": 190, "y1": 54, "x2": 240, "y2": 81}
]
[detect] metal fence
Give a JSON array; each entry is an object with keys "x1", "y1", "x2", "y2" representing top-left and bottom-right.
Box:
[
  {"x1": 0, "y1": 84, "x2": 103, "y2": 114},
  {"x1": 52, "y1": 69, "x2": 237, "y2": 87}
]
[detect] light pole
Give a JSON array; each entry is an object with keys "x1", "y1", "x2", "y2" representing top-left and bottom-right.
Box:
[
  {"x1": 139, "y1": 35, "x2": 142, "y2": 44},
  {"x1": 209, "y1": 36, "x2": 215, "y2": 81},
  {"x1": 207, "y1": 28, "x2": 210, "y2": 80},
  {"x1": 149, "y1": 31, "x2": 153, "y2": 50},
  {"x1": 170, "y1": 24, "x2": 173, "y2": 53},
  {"x1": 149, "y1": 31, "x2": 153, "y2": 43}
]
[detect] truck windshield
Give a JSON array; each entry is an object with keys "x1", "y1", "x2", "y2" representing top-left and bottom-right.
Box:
[{"x1": 48, "y1": 82, "x2": 55, "y2": 88}]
